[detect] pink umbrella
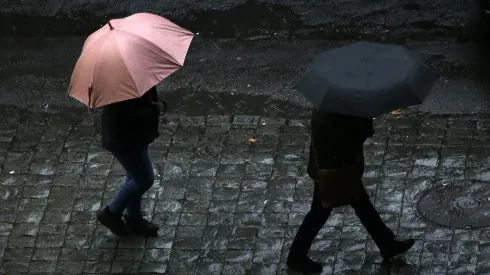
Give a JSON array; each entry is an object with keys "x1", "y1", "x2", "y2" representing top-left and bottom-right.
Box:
[{"x1": 68, "y1": 13, "x2": 194, "y2": 108}]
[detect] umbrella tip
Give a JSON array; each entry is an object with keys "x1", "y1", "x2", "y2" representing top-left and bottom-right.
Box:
[{"x1": 107, "y1": 19, "x2": 114, "y2": 30}]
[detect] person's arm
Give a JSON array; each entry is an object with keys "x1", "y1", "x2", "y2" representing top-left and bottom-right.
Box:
[
  {"x1": 145, "y1": 86, "x2": 167, "y2": 116},
  {"x1": 310, "y1": 111, "x2": 340, "y2": 169},
  {"x1": 310, "y1": 111, "x2": 358, "y2": 169},
  {"x1": 154, "y1": 100, "x2": 167, "y2": 116},
  {"x1": 147, "y1": 86, "x2": 158, "y2": 102},
  {"x1": 311, "y1": 125, "x2": 340, "y2": 169}
]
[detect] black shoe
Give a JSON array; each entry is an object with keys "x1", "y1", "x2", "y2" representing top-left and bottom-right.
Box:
[
  {"x1": 124, "y1": 215, "x2": 159, "y2": 238},
  {"x1": 96, "y1": 206, "x2": 131, "y2": 237},
  {"x1": 381, "y1": 239, "x2": 415, "y2": 261},
  {"x1": 286, "y1": 255, "x2": 323, "y2": 273}
]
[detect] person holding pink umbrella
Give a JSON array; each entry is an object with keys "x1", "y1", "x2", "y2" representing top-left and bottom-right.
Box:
[
  {"x1": 68, "y1": 13, "x2": 193, "y2": 237},
  {"x1": 98, "y1": 85, "x2": 164, "y2": 237}
]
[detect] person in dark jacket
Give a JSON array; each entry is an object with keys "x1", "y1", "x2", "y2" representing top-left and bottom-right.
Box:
[
  {"x1": 96, "y1": 86, "x2": 166, "y2": 237},
  {"x1": 286, "y1": 109, "x2": 415, "y2": 273}
]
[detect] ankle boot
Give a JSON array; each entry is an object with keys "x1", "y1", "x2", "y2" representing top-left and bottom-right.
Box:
[
  {"x1": 96, "y1": 206, "x2": 131, "y2": 237},
  {"x1": 381, "y1": 238, "x2": 415, "y2": 261},
  {"x1": 124, "y1": 215, "x2": 159, "y2": 238},
  {"x1": 286, "y1": 254, "x2": 323, "y2": 273}
]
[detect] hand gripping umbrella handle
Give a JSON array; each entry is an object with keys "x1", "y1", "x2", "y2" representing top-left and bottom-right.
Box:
[
  {"x1": 88, "y1": 87, "x2": 93, "y2": 109},
  {"x1": 87, "y1": 87, "x2": 94, "y2": 124},
  {"x1": 160, "y1": 100, "x2": 167, "y2": 114}
]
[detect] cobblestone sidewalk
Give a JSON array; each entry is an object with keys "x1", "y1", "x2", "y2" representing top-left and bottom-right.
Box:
[{"x1": 2, "y1": 107, "x2": 490, "y2": 274}]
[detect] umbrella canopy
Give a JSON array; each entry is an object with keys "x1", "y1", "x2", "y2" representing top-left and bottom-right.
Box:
[
  {"x1": 295, "y1": 41, "x2": 439, "y2": 117},
  {"x1": 69, "y1": 12, "x2": 194, "y2": 108}
]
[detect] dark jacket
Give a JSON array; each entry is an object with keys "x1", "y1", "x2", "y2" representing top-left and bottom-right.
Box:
[
  {"x1": 100, "y1": 86, "x2": 160, "y2": 152},
  {"x1": 307, "y1": 109, "x2": 374, "y2": 180}
]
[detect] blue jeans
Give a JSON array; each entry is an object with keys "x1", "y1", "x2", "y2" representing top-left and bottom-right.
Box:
[{"x1": 108, "y1": 146, "x2": 154, "y2": 217}]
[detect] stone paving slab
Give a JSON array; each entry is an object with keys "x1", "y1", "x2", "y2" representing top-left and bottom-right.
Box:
[{"x1": 2, "y1": 107, "x2": 490, "y2": 274}]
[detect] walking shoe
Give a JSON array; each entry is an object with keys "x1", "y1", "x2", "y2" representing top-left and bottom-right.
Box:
[
  {"x1": 96, "y1": 206, "x2": 131, "y2": 237},
  {"x1": 286, "y1": 255, "x2": 323, "y2": 273},
  {"x1": 381, "y1": 238, "x2": 415, "y2": 261},
  {"x1": 124, "y1": 215, "x2": 159, "y2": 238}
]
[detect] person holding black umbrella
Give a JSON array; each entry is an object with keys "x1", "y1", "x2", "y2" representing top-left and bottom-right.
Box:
[
  {"x1": 289, "y1": 42, "x2": 439, "y2": 272},
  {"x1": 286, "y1": 109, "x2": 415, "y2": 273}
]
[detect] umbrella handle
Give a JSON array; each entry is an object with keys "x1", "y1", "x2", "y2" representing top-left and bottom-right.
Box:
[
  {"x1": 107, "y1": 19, "x2": 114, "y2": 30},
  {"x1": 86, "y1": 86, "x2": 94, "y2": 124},
  {"x1": 160, "y1": 100, "x2": 167, "y2": 114},
  {"x1": 88, "y1": 87, "x2": 93, "y2": 109}
]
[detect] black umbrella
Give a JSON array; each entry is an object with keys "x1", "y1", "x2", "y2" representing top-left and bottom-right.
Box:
[{"x1": 295, "y1": 41, "x2": 439, "y2": 117}]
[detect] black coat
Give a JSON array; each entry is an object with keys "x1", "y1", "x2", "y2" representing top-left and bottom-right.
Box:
[
  {"x1": 100, "y1": 86, "x2": 160, "y2": 152},
  {"x1": 307, "y1": 109, "x2": 374, "y2": 181}
]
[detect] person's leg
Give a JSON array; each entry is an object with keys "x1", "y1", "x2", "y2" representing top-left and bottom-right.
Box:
[
  {"x1": 287, "y1": 182, "x2": 332, "y2": 273},
  {"x1": 108, "y1": 147, "x2": 154, "y2": 215},
  {"x1": 112, "y1": 146, "x2": 158, "y2": 237},
  {"x1": 96, "y1": 151, "x2": 139, "y2": 237},
  {"x1": 351, "y1": 181, "x2": 414, "y2": 261},
  {"x1": 98, "y1": 146, "x2": 155, "y2": 237},
  {"x1": 351, "y1": 182, "x2": 395, "y2": 248},
  {"x1": 106, "y1": 171, "x2": 133, "y2": 214},
  {"x1": 118, "y1": 171, "x2": 146, "y2": 218},
  {"x1": 125, "y1": 185, "x2": 143, "y2": 218},
  {"x1": 122, "y1": 149, "x2": 154, "y2": 218}
]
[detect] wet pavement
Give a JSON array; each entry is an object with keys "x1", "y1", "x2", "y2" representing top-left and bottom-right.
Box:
[
  {"x1": 3, "y1": 106, "x2": 490, "y2": 274},
  {"x1": 2, "y1": 37, "x2": 490, "y2": 117}
]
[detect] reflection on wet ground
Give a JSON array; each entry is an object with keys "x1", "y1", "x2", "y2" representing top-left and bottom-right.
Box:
[
  {"x1": 161, "y1": 89, "x2": 311, "y2": 119},
  {"x1": 1, "y1": 106, "x2": 490, "y2": 274}
]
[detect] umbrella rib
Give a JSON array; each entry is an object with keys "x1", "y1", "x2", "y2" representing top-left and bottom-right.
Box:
[
  {"x1": 363, "y1": 56, "x2": 385, "y2": 92},
  {"x1": 113, "y1": 30, "x2": 180, "y2": 94},
  {"x1": 90, "y1": 34, "x2": 115, "y2": 106},
  {"x1": 138, "y1": 51, "x2": 163, "y2": 92},
  {"x1": 115, "y1": 28, "x2": 182, "y2": 66},
  {"x1": 102, "y1": 35, "x2": 138, "y2": 105},
  {"x1": 125, "y1": 20, "x2": 190, "y2": 36}
]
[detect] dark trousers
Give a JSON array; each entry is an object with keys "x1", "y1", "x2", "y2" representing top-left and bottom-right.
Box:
[
  {"x1": 289, "y1": 181, "x2": 395, "y2": 258},
  {"x1": 108, "y1": 146, "x2": 155, "y2": 217}
]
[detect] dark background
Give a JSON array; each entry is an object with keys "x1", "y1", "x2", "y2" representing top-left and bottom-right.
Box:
[{"x1": 0, "y1": 0, "x2": 487, "y2": 41}]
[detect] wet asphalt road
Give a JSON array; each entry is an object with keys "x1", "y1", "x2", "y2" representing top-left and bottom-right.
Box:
[
  {"x1": 2, "y1": 37, "x2": 490, "y2": 117},
  {"x1": 0, "y1": 0, "x2": 477, "y2": 40}
]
